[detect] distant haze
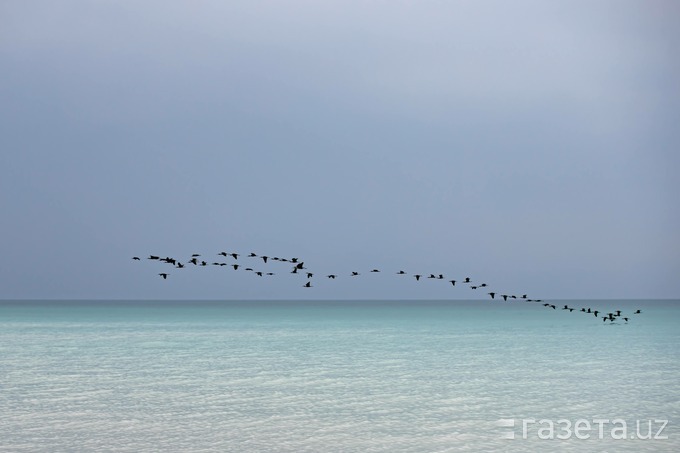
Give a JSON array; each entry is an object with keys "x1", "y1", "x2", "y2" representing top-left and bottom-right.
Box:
[{"x1": 1, "y1": 1, "x2": 678, "y2": 300}]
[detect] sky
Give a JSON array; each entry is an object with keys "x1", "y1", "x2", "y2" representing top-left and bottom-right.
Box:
[{"x1": 1, "y1": 0, "x2": 678, "y2": 300}]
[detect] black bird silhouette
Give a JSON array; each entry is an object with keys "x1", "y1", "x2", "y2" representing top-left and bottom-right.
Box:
[
  {"x1": 231, "y1": 253, "x2": 239, "y2": 260},
  {"x1": 501, "y1": 294, "x2": 508, "y2": 301},
  {"x1": 488, "y1": 292, "x2": 496, "y2": 299},
  {"x1": 471, "y1": 286, "x2": 478, "y2": 290},
  {"x1": 306, "y1": 272, "x2": 313, "y2": 278},
  {"x1": 261, "y1": 256, "x2": 268, "y2": 263},
  {"x1": 449, "y1": 280, "x2": 456, "y2": 286},
  {"x1": 218, "y1": 252, "x2": 228, "y2": 257},
  {"x1": 351, "y1": 272, "x2": 360, "y2": 276},
  {"x1": 634, "y1": 309, "x2": 641, "y2": 314},
  {"x1": 615, "y1": 310, "x2": 621, "y2": 317},
  {"x1": 132, "y1": 257, "x2": 141, "y2": 260},
  {"x1": 593, "y1": 310, "x2": 599, "y2": 317},
  {"x1": 189, "y1": 258, "x2": 198, "y2": 265},
  {"x1": 397, "y1": 270, "x2": 406, "y2": 275},
  {"x1": 158, "y1": 273, "x2": 168, "y2": 279},
  {"x1": 232, "y1": 264, "x2": 239, "y2": 270},
  {"x1": 327, "y1": 274, "x2": 337, "y2": 279},
  {"x1": 371, "y1": 269, "x2": 380, "y2": 273},
  {"x1": 303, "y1": 281, "x2": 312, "y2": 288},
  {"x1": 191, "y1": 254, "x2": 200, "y2": 257},
  {"x1": 148, "y1": 255, "x2": 159, "y2": 260},
  {"x1": 255, "y1": 271, "x2": 263, "y2": 276},
  {"x1": 464, "y1": 277, "x2": 471, "y2": 283},
  {"x1": 414, "y1": 274, "x2": 422, "y2": 281},
  {"x1": 428, "y1": 274, "x2": 436, "y2": 279},
  {"x1": 176, "y1": 263, "x2": 184, "y2": 268},
  {"x1": 438, "y1": 274, "x2": 444, "y2": 279},
  {"x1": 249, "y1": 253, "x2": 257, "y2": 257},
  {"x1": 623, "y1": 317, "x2": 629, "y2": 322}
]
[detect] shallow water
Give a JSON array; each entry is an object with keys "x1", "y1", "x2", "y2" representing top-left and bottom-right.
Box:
[{"x1": 1, "y1": 299, "x2": 678, "y2": 452}]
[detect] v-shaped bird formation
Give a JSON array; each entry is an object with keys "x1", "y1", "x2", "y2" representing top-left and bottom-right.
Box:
[{"x1": 133, "y1": 249, "x2": 643, "y2": 324}]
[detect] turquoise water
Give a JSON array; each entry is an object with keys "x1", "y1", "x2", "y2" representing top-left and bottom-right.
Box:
[{"x1": 1, "y1": 300, "x2": 678, "y2": 452}]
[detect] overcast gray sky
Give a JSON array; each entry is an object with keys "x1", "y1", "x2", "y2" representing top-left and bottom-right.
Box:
[{"x1": 1, "y1": 0, "x2": 678, "y2": 300}]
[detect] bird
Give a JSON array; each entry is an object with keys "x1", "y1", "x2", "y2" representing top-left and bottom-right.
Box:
[
  {"x1": 327, "y1": 275, "x2": 337, "y2": 279},
  {"x1": 132, "y1": 257, "x2": 141, "y2": 260},
  {"x1": 148, "y1": 255, "x2": 160, "y2": 260},
  {"x1": 261, "y1": 256, "x2": 268, "y2": 263},
  {"x1": 448, "y1": 280, "x2": 456, "y2": 286},
  {"x1": 501, "y1": 295, "x2": 509, "y2": 301},
  {"x1": 218, "y1": 252, "x2": 228, "y2": 257},
  {"x1": 306, "y1": 272, "x2": 313, "y2": 279},
  {"x1": 414, "y1": 274, "x2": 422, "y2": 281},
  {"x1": 351, "y1": 272, "x2": 360, "y2": 276},
  {"x1": 471, "y1": 286, "x2": 478, "y2": 289},
  {"x1": 634, "y1": 309, "x2": 641, "y2": 314},
  {"x1": 255, "y1": 271, "x2": 263, "y2": 276},
  {"x1": 464, "y1": 277, "x2": 471, "y2": 283},
  {"x1": 158, "y1": 273, "x2": 168, "y2": 279},
  {"x1": 488, "y1": 292, "x2": 496, "y2": 299},
  {"x1": 371, "y1": 269, "x2": 380, "y2": 273},
  {"x1": 231, "y1": 253, "x2": 239, "y2": 260},
  {"x1": 303, "y1": 281, "x2": 312, "y2": 288},
  {"x1": 232, "y1": 264, "x2": 240, "y2": 270},
  {"x1": 249, "y1": 253, "x2": 257, "y2": 257},
  {"x1": 396, "y1": 270, "x2": 406, "y2": 275}
]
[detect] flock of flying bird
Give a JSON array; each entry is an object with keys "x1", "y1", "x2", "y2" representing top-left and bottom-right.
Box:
[{"x1": 132, "y1": 249, "x2": 643, "y2": 324}]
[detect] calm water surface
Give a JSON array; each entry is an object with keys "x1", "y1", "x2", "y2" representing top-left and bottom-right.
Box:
[{"x1": 1, "y1": 299, "x2": 678, "y2": 452}]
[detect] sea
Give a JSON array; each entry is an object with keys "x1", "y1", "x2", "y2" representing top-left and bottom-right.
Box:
[{"x1": 1, "y1": 299, "x2": 678, "y2": 452}]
